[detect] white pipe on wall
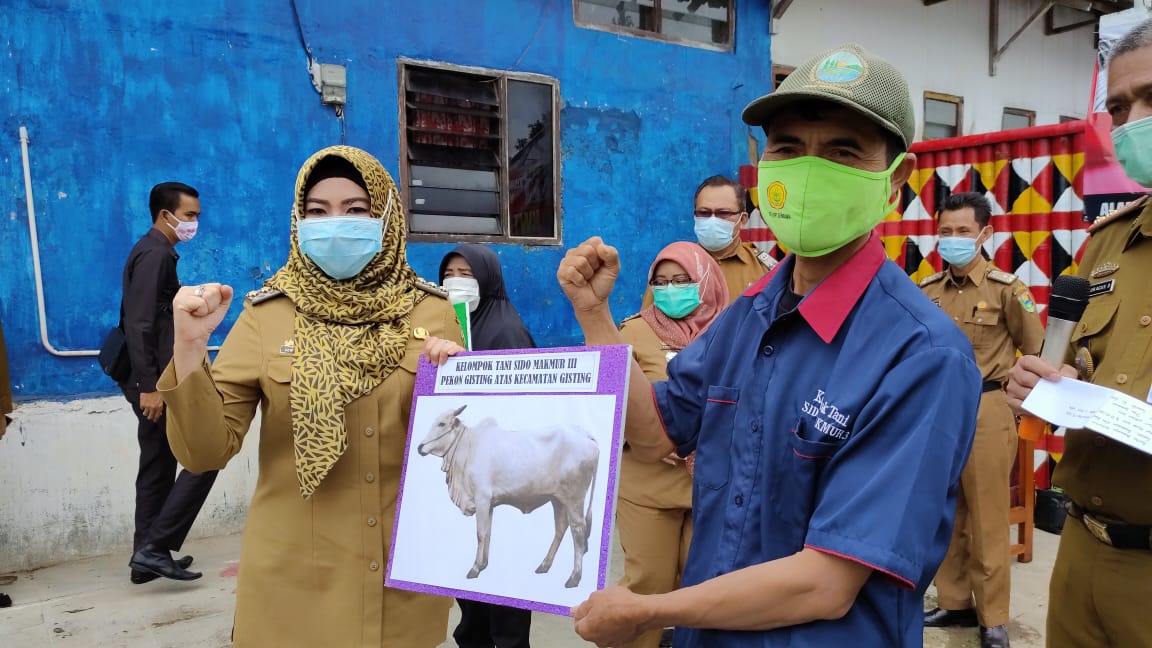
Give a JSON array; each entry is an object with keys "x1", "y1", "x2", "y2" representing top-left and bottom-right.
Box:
[
  {"x1": 19, "y1": 125, "x2": 224, "y2": 362},
  {"x1": 21, "y1": 126, "x2": 97, "y2": 357}
]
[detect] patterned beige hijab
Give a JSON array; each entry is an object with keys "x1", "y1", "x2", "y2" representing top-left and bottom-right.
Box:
[{"x1": 265, "y1": 146, "x2": 423, "y2": 498}]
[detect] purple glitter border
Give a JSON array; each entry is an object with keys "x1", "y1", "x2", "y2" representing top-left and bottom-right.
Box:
[{"x1": 386, "y1": 344, "x2": 631, "y2": 617}]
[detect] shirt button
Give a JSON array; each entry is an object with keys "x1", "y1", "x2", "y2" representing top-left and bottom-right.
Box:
[
  {"x1": 1141, "y1": 315, "x2": 1152, "y2": 327},
  {"x1": 1116, "y1": 373, "x2": 1129, "y2": 384},
  {"x1": 762, "y1": 344, "x2": 775, "y2": 357},
  {"x1": 365, "y1": 427, "x2": 375, "y2": 437},
  {"x1": 367, "y1": 516, "x2": 378, "y2": 527},
  {"x1": 365, "y1": 472, "x2": 375, "y2": 483},
  {"x1": 976, "y1": 317, "x2": 983, "y2": 323},
  {"x1": 369, "y1": 561, "x2": 379, "y2": 571},
  {"x1": 751, "y1": 420, "x2": 760, "y2": 432},
  {"x1": 1093, "y1": 436, "x2": 1108, "y2": 448},
  {"x1": 735, "y1": 495, "x2": 744, "y2": 506},
  {"x1": 1090, "y1": 496, "x2": 1104, "y2": 508}
]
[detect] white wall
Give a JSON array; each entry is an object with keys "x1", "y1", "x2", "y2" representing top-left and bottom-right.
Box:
[
  {"x1": 0, "y1": 398, "x2": 260, "y2": 572},
  {"x1": 770, "y1": 0, "x2": 1098, "y2": 139}
]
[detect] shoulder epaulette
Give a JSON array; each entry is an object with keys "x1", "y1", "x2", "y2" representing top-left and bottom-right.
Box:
[
  {"x1": 618, "y1": 312, "x2": 642, "y2": 332},
  {"x1": 987, "y1": 269, "x2": 1018, "y2": 285},
  {"x1": 1089, "y1": 195, "x2": 1149, "y2": 234},
  {"x1": 415, "y1": 277, "x2": 448, "y2": 298},
  {"x1": 755, "y1": 249, "x2": 778, "y2": 271},
  {"x1": 246, "y1": 287, "x2": 285, "y2": 305},
  {"x1": 918, "y1": 271, "x2": 946, "y2": 287}
]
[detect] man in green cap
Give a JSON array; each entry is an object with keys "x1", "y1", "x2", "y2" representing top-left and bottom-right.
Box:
[{"x1": 554, "y1": 43, "x2": 981, "y2": 647}]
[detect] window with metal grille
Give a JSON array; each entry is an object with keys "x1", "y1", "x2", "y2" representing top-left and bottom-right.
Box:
[
  {"x1": 574, "y1": 0, "x2": 734, "y2": 51},
  {"x1": 399, "y1": 61, "x2": 560, "y2": 243}
]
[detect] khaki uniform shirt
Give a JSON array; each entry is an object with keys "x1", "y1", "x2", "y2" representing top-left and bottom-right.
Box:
[
  {"x1": 617, "y1": 316, "x2": 692, "y2": 510},
  {"x1": 159, "y1": 292, "x2": 461, "y2": 647},
  {"x1": 920, "y1": 258, "x2": 1045, "y2": 382},
  {"x1": 642, "y1": 241, "x2": 773, "y2": 308},
  {"x1": 1055, "y1": 198, "x2": 1152, "y2": 524}
]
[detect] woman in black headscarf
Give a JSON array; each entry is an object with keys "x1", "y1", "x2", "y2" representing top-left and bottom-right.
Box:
[
  {"x1": 438, "y1": 244, "x2": 536, "y2": 352},
  {"x1": 437, "y1": 243, "x2": 535, "y2": 647}
]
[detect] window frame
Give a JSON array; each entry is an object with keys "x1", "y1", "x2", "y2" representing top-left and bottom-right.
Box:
[
  {"x1": 573, "y1": 0, "x2": 736, "y2": 52},
  {"x1": 923, "y1": 91, "x2": 963, "y2": 140},
  {"x1": 398, "y1": 58, "x2": 562, "y2": 246},
  {"x1": 1002, "y1": 107, "x2": 1036, "y2": 130}
]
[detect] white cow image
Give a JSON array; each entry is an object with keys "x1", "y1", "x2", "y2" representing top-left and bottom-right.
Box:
[{"x1": 417, "y1": 404, "x2": 600, "y2": 588}]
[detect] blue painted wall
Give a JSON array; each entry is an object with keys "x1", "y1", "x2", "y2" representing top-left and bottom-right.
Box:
[{"x1": 0, "y1": 0, "x2": 772, "y2": 400}]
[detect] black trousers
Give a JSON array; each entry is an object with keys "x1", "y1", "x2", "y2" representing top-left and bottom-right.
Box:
[
  {"x1": 122, "y1": 387, "x2": 217, "y2": 553},
  {"x1": 453, "y1": 599, "x2": 532, "y2": 648}
]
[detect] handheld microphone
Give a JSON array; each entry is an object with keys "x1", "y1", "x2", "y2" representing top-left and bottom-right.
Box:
[{"x1": 1018, "y1": 275, "x2": 1091, "y2": 440}]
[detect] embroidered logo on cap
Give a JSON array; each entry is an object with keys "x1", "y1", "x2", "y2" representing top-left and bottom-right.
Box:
[{"x1": 815, "y1": 51, "x2": 865, "y2": 83}]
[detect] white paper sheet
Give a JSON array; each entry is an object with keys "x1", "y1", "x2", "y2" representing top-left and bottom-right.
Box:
[{"x1": 1022, "y1": 378, "x2": 1152, "y2": 455}]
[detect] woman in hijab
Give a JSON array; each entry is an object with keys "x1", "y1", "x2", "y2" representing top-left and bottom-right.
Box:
[
  {"x1": 436, "y1": 243, "x2": 535, "y2": 648},
  {"x1": 158, "y1": 146, "x2": 462, "y2": 647},
  {"x1": 439, "y1": 244, "x2": 536, "y2": 352},
  {"x1": 615, "y1": 241, "x2": 728, "y2": 648}
]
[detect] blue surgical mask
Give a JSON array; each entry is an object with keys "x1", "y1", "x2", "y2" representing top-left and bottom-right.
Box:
[
  {"x1": 694, "y1": 216, "x2": 737, "y2": 252},
  {"x1": 1112, "y1": 115, "x2": 1152, "y2": 187},
  {"x1": 652, "y1": 283, "x2": 702, "y2": 319},
  {"x1": 297, "y1": 216, "x2": 384, "y2": 280},
  {"x1": 937, "y1": 236, "x2": 979, "y2": 267}
]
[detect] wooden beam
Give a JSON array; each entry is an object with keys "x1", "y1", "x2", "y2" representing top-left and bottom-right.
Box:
[
  {"x1": 990, "y1": 0, "x2": 1055, "y2": 76},
  {"x1": 1045, "y1": 10, "x2": 1098, "y2": 34},
  {"x1": 772, "y1": 0, "x2": 796, "y2": 20}
]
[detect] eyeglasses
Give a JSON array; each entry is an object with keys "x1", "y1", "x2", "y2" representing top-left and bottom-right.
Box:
[
  {"x1": 649, "y1": 275, "x2": 695, "y2": 288},
  {"x1": 693, "y1": 208, "x2": 742, "y2": 220}
]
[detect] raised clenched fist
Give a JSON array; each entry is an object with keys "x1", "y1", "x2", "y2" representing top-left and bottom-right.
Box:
[
  {"x1": 557, "y1": 237, "x2": 621, "y2": 315},
  {"x1": 173, "y1": 283, "x2": 234, "y2": 346}
]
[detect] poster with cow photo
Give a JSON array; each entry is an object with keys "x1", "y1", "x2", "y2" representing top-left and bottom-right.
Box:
[{"x1": 387, "y1": 345, "x2": 630, "y2": 616}]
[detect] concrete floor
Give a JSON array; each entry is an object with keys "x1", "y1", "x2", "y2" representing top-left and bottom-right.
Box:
[{"x1": 0, "y1": 529, "x2": 1059, "y2": 647}]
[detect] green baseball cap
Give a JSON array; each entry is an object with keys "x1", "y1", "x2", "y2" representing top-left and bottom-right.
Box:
[{"x1": 742, "y1": 43, "x2": 916, "y2": 149}]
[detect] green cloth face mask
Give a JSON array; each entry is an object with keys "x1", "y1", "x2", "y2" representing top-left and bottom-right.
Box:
[
  {"x1": 757, "y1": 154, "x2": 905, "y2": 257},
  {"x1": 652, "y1": 283, "x2": 701, "y2": 319},
  {"x1": 1112, "y1": 115, "x2": 1152, "y2": 187}
]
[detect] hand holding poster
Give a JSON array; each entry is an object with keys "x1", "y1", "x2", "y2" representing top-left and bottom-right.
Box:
[{"x1": 387, "y1": 345, "x2": 630, "y2": 615}]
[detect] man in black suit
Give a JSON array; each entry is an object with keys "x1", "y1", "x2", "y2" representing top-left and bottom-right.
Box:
[{"x1": 119, "y1": 182, "x2": 217, "y2": 583}]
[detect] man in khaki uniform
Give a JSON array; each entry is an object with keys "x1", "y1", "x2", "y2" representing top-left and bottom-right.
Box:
[
  {"x1": 642, "y1": 175, "x2": 774, "y2": 308},
  {"x1": 921, "y1": 192, "x2": 1044, "y2": 648},
  {"x1": 1008, "y1": 22, "x2": 1152, "y2": 647}
]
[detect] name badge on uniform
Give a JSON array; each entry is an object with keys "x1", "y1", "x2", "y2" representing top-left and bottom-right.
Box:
[
  {"x1": 280, "y1": 339, "x2": 295, "y2": 354},
  {"x1": 1088, "y1": 280, "x2": 1115, "y2": 298}
]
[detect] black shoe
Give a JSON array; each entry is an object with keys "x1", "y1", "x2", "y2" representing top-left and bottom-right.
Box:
[
  {"x1": 924, "y1": 607, "x2": 978, "y2": 628},
  {"x1": 131, "y1": 555, "x2": 193, "y2": 584},
  {"x1": 980, "y1": 624, "x2": 1010, "y2": 648},
  {"x1": 129, "y1": 545, "x2": 201, "y2": 581}
]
